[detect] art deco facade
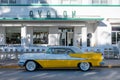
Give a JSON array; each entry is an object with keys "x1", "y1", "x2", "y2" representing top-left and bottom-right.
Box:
[{"x1": 0, "y1": 0, "x2": 120, "y2": 53}]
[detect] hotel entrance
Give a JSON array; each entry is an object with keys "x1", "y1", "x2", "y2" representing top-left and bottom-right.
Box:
[{"x1": 58, "y1": 28, "x2": 74, "y2": 46}]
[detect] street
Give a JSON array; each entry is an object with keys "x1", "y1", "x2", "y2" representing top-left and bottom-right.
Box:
[{"x1": 0, "y1": 68, "x2": 120, "y2": 80}]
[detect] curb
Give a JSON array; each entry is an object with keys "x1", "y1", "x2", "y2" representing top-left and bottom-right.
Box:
[
  {"x1": 95, "y1": 65, "x2": 120, "y2": 68},
  {"x1": 0, "y1": 65, "x2": 21, "y2": 69}
]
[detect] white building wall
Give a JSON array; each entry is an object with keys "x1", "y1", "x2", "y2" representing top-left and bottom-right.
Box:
[
  {"x1": 96, "y1": 20, "x2": 111, "y2": 48},
  {"x1": 93, "y1": 23, "x2": 98, "y2": 47}
]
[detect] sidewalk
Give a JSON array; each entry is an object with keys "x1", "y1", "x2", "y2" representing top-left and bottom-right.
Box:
[
  {"x1": 1, "y1": 59, "x2": 120, "y2": 69},
  {"x1": 102, "y1": 59, "x2": 120, "y2": 68}
]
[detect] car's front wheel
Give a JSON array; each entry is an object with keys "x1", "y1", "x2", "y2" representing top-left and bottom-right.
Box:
[
  {"x1": 25, "y1": 61, "x2": 37, "y2": 72},
  {"x1": 78, "y1": 62, "x2": 90, "y2": 71}
]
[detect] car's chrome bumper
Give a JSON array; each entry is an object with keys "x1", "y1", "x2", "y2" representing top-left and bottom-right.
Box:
[
  {"x1": 18, "y1": 62, "x2": 25, "y2": 67},
  {"x1": 18, "y1": 60, "x2": 26, "y2": 67}
]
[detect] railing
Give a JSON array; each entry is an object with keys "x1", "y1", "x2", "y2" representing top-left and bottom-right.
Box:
[
  {"x1": 0, "y1": 45, "x2": 48, "y2": 60},
  {"x1": 0, "y1": 45, "x2": 119, "y2": 60},
  {"x1": 103, "y1": 46, "x2": 120, "y2": 59}
]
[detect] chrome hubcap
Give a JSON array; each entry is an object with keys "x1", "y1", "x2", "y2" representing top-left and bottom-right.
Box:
[
  {"x1": 80, "y1": 62, "x2": 90, "y2": 71},
  {"x1": 26, "y1": 61, "x2": 36, "y2": 71}
]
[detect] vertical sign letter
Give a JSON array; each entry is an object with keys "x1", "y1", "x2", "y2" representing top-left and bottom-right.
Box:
[
  {"x1": 72, "y1": 11, "x2": 76, "y2": 18},
  {"x1": 47, "y1": 11, "x2": 51, "y2": 18},
  {"x1": 38, "y1": 10, "x2": 42, "y2": 18},
  {"x1": 29, "y1": 10, "x2": 34, "y2": 18},
  {"x1": 63, "y1": 11, "x2": 67, "y2": 18}
]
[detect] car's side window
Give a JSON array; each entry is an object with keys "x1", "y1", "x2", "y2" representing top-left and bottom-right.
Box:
[
  {"x1": 46, "y1": 48, "x2": 52, "y2": 54},
  {"x1": 51, "y1": 48, "x2": 66, "y2": 54}
]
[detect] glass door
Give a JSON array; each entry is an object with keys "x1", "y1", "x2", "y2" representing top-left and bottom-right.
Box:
[
  {"x1": 58, "y1": 28, "x2": 74, "y2": 46},
  {"x1": 112, "y1": 32, "x2": 120, "y2": 44}
]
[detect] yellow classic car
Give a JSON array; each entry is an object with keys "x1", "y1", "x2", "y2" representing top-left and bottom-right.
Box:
[{"x1": 18, "y1": 46, "x2": 104, "y2": 71}]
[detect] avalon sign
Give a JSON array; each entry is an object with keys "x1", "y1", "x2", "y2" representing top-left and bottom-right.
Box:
[{"x1": 29, "y1": 10, "x2": 77, "y2": 18}]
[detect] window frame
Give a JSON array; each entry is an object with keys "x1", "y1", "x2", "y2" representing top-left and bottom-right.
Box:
[
  {"x1": 0, "y1": 0, "x2": 16, "y2": 4},
  {"x1": 9, "y1": 0, "x2": 16, "y2": 4},
  {"x1": 6, "y1": 27, "x2": 21, "y2": 44},
  {"x1": 33, "y1": 27, "x2": 49, "y2": 44},
  {"x1": 27, "y1": 0, "x2": 39, "y2": 4},
  {"x1": 112, "y1": 27, "x2": 120, "y2": 45},
  {"x1": 92, "y1": 0, "x2": 108, "y2": 4}
]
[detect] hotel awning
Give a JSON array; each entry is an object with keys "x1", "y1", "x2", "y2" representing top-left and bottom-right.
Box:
[{"x1": 0, "y1": 17, "x2": 104, "y2": 21}]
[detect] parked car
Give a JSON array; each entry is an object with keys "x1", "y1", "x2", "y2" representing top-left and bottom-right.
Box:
[{"x1": 18, "y1": 46, "x2": 104, "y2": 71}]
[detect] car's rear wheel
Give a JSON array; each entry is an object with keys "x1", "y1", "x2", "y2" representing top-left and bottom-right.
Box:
[
  {"x1": 78, "y1": 62, "x2": 90, "y2": 71},
  {"x1": 25, "y1": 61, "x2": 37, "y2": 72}
]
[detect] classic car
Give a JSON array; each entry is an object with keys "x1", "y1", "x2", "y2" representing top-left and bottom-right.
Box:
[{"x1": 18, "y1": 46, "x2": 104, "y2": 71}]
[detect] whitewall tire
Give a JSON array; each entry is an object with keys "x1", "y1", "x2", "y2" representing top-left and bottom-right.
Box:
[
  {"x1": 79, "y1": 62, "x2": 90, "y2": 71},
  {"x1": 25, "y1": 61, "x2": 37, "y2": 71}
]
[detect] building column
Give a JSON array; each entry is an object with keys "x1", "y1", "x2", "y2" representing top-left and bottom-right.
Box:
[
  {"x1": 74, "y1": 26, "x2": 82, "y2": 47},
  {"x1": 49, "y1": 27, "x2": 59, "y2": 46},
  {"x1": 0, "y1": 27, "x2": 5, "y2": 45},
  {"x1": 21, "y1": 25, "x2": 27, "y2": 46},
  {"x1": 27, "y1": 27, "x2": 33, "y2": 45},
  {"x1": 82, "y1": 26, "x2": 87, "y2": 48}
]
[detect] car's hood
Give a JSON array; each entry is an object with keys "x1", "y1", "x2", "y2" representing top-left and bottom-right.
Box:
[{"x1": 20, "y1": 53, "x2": 46, "y2": 60}]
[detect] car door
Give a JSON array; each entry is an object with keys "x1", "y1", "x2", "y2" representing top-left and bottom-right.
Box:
[{"x1": 46, "y1": 48, "x2": 68, "y2": 68}]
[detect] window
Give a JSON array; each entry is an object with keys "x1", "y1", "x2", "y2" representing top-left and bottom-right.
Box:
[
  {"x1": 101, "y1": 0, "x2": 107, "y2": 4},
  {"x1": 9, "y1": 0, "x2": 16, "y2": 4},
  {"x1": 28, "y1": 0, "x2": 39, "y2": 4},
  {"x1": 33, "y1": 27, "x2": 48, "y2": 44},
  {"x1": 1, "y1": 0, "x2": 8, "y2": 3},
  {"x1": 61, "y1": 0, "x2": 69, "y2": 4},
  {"x1": 40, "y1": 0, "x2": 47, "y2": 3},
  {"x1": 6, "y1": 27, "x2": 21, "y2": 44},
  {"x1": 70, "y1": 0, "x2": 82, "y2": 4},
  {"x1": 0, "y1": 0, "x2": 16, "y2": 4},
  {"x1": 61, "y1": 0, "x2": 82, "y2": 4},
  {"x1": 112, "y1": 27, "x2": 120, "y2": 44},
  {"x1": 27, "y1": 0, "x2": 48, "y2": 4},
  {"x1": 92, "y1": 0, "x2": 108, "y2": 4},
  {"x1": 92, "y1": 0, "x2": 99, "y2": 4}
]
